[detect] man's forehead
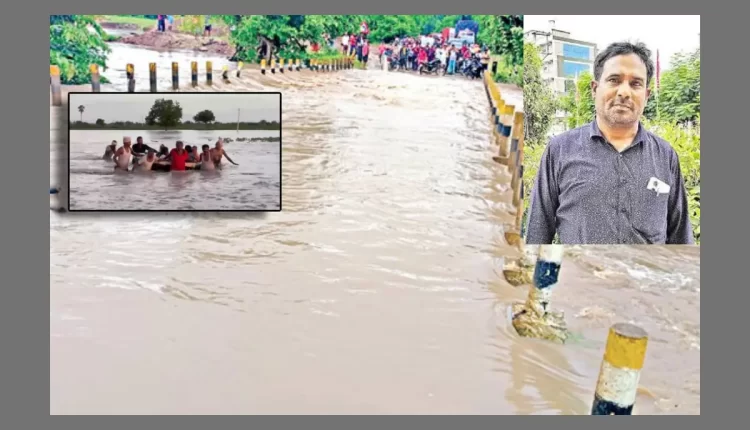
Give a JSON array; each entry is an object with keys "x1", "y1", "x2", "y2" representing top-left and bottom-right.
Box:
[{"x1": 602, "y1": 54, "x2": 648, "y2": 78}]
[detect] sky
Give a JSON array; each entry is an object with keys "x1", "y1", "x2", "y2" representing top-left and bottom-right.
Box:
[
  {"x1": 524, "y1": 15, "x2": 700, "y2": 69},
  {"x1": 69, "y1": 93, "x2": 281, "y2": 123}
]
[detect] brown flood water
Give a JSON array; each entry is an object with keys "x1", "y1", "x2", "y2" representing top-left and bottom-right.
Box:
[{"x1": 50, "y1": 46, "x2": 699, "y2": 415}]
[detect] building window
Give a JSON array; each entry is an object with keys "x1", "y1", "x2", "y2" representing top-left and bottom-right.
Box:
[
  {"x1": 562, "y1": 61, "x2": 590, "y2": 78},
  {"x1": 563, "y1": 43, "x2": 591, "y2": 60}
]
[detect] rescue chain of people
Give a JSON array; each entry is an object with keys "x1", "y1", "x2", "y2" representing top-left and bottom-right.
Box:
[{"x1": 103, "y1": 136, "x2": 239, "y2": 173}]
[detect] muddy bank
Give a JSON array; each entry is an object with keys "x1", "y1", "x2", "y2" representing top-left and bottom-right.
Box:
[{"x1": 118, "y1": 30, "x2": 234, "y2": 56}]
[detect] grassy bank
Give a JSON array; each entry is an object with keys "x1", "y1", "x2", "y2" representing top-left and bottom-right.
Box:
[{"x1": 99, "y1": 15, "x2": 154, "y2": 30}]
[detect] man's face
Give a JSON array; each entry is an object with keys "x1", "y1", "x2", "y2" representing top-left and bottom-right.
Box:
[
  {"x1": 176, "y1": 142, "x2": 184, "y2": 150},
  {"x1": 137, "y1": 137, "x2": 143, "y2": 144},
  {"x1": 592, "y1": 53, "x2": 651, "y2": 127}
]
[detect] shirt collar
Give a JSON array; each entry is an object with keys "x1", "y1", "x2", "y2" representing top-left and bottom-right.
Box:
[{"x1": 589, "y1": 118, "x2": 648, "y2": 147}]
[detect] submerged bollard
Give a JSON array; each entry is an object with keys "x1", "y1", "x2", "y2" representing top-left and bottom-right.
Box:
[
  {"x1": 126, "y1": 63, "x2": 135, "y2": 92},
  {"x1": 191, "y1": 61, "x2": 198, "y2": 87},
  {"x1": 171, "y1": 62, "x2": 179, "y2": 90},
  {"x1": 222, "y1": 65, "x2": 230, "y2": 82},
  {"x1": 50, "y1": 65, "x2": 62, "y2": 106},
  {"x1": 236, "y1": 61, "x2": 243, "y2": 77},
  {"x1": 90, "y1": 64, "x2": 101, "y2": 92},
  {"x1": 591, "y1": 323, "x2": 649, "y2": 415},
  {"x1": 149, "y1": 63, "x2": 157, "y2": 92},
  {"x1": 511, "y1": 245, "x2": 568, "y2": 343},
  {"x1": 206, "y1": 61, "x2": 213, "y2": 86}
]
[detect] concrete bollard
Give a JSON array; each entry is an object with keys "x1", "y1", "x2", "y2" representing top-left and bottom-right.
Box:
[
  {"x1": 222, "y1": 65, "x2": 230, "y2": 82},
  {"x1": 288, "y1": 59, "x2": 293, "y2": 72},
  {"x1": 270, "y1": 58, "x2": 276, "y2": 74},
  {"x1": 511, "y1": 245, "x2": 568, "y2": 343},
  {"x1": 172, "y1": 62, "x2": 179, "y2": 90},
  {"x1": 279, "y1": 58, "x2": 285, "y2": 74},
  {"x1": 591, "y1": 323, "x2": 649, "y2": 415},
  {"x1": 296, "y1": 59, "x2": 301, "y2": 71},
  {"x1": 511, "y1": 112, "x2": 525, "y2": 208},
  {"x1": 191, "y1": 61, "x2": 198, "y2": 87},
  {"x1": 126, "y1": 63, "x2": 135, "y2": 92},
  {"x1": 206, "y1": 61, "x2": 213, "y2": 86},
  {"x1": 260, "y1": 59, "x2": 266, "y2": 75},
  {"x1": 149, "y1": 63, "x2": 157, "y2": 92},
  {"x1": 90, "y1": 64, "x2": 101, "y2": 92},
  {"x1": 497, "y1": 104, "x2": 515, "y2": 158},
  {"x1": 237, "y1": 61, "x2": 243, "y2": 77},
  {"x1": 50, "y1": 65, "x2": 62, "y2": 106}
]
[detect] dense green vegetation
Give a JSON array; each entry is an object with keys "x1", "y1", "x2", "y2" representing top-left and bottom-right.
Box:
[
  {"x1": 50, "y1": 15, "x2": 111, "y2": 85},
  {"x1": 521, "y1": 43, "x2": 701, "y2": 243}
]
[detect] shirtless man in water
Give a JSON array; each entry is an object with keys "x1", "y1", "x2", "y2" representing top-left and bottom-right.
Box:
[
  {"x1": 102, "y1": 141, "x2": 117, "y2": 160},
  {"x1": 198, "y1": 144, "x2": 215, "y2": 171},
  {"x1": 211, "y1": 139, "x2": 239, "y2": 168},
  {"x1": 113, "y1": 137, "x2": 133, "y2": 171},
  {"x1": 133, "y1": 149, "x2": 158, "y2": 172}
]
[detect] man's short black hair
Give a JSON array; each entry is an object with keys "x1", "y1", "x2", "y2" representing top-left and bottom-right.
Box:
[
  {"x1": 594, "y1": 41, "x2": 654, "y2": 85},
  {"x1": 202, "y1": 144, "x2": 210, "y2": 150}
]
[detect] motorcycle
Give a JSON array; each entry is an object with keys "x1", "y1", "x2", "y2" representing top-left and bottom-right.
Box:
[
  {"x1": 418, "y1": 58, "x2": 446, "y2": 76},
  {"x1": 460, "y1": 56, "x2": 483, "y2": 79}
]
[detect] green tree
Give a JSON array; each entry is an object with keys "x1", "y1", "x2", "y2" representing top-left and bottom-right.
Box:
[
  {"x1": 645, "y1": 48, "x2": 700, "y2": 124},
  {"x1": 78, "y1": 105, "x2": 85, "y2": 122},
  {"x1": 50, "y1": 15, "x2": 111, "y2": 85},
  {"x1": 523, "y1": 42, "x2": 557, "y2": 145},
  {"x1": 193, "y1": 109, "x2": 216, "y2": 125},
  {"x1": 559, "y1": 71, "x2": 596, "y2": 129},
  {"x1": 477, "y1": 15, "x2": 523, "y2": 66},
  {"x1": 95, "y1": 118, "x2": 105, "y2": 126},
  {"x1": 145, "y1": 99, "x2": 183, "y2": 130}
]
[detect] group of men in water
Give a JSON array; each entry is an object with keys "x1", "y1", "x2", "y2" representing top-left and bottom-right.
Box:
[{"x1": 102, "y1": 136, "x2": 238, "y2": 172}]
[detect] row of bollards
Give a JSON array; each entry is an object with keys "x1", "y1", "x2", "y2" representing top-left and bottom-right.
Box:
[
  {"x1": 510, "y1": 245, "x2": 649, "y2": 415},
  {"x1": 482, "y1": 66, "x2": 525, "y2": 234},
  {"x1": 50, "y1": 56, "x2": 355, "y2": 104}
]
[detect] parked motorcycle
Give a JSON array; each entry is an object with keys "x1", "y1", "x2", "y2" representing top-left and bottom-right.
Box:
[{"x1": 418, "y1": 59, "x2": 446, "y2": 76}]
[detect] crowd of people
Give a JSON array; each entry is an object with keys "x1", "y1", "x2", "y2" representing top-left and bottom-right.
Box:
[
  {"x1": 102, "y1": 136, "x2": 238, "y2": 172},
  {"x1": 377, "y1": 37, "x2": 491, "y2": 76}
]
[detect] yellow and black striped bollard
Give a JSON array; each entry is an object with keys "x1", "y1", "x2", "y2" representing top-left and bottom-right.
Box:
[
  {"x1": 270, "y1": 58, "x2": 276, "y2": 74},
  {"x1": 149, "y1": 63, "x2": 157, "y2": 92},
  {"x1": 222, "y1": 65, "x2": 230, "y2": 83},
  {"x1": 50, "y1": 65, "x2": 62, "y2": 106},
  {"x1": 591, "y1": 323, "x2": 649, "y2": 415},
  {"x1": 90, "y1": 64, "x2": 101, "y2": 92},
  {"x1": 206, "y1": 61, "x2": 213, "y2": 86},
  {"x1": 126, "y1": 63, "x2": 135, "y2": 92},
  {"x1": 191, "y1": 61, "x2": 198, "y2": 87},
  {"x1": 236, "y1": 61, "x2": 243, "y2": 78},
  {"x1": 261, "y1": 59, "x2": 266, "y2": 75},
  {"x1": 171, "y1": 62, "x2": 179, "y2": 91},
  {"x1": 279, "y1": 58, "x2": 285, "y2": 74}
]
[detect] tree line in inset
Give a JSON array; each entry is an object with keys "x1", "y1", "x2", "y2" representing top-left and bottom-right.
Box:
[{"x1": 71, "y1": 98, "x2": 280, "y2": 130}]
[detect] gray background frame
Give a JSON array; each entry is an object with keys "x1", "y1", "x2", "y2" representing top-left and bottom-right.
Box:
[{"x1": 2, "y1": 0, "x2": 723, "y2": 422}]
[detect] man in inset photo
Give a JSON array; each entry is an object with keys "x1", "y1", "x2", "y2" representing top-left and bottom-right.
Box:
[{"x1": 525, "y1": 41, "x2": 694, "y2": 244}]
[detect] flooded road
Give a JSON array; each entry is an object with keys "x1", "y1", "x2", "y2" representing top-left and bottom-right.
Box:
[{"x1": 50, "y1": 44, "x2": 699, "y2": 414}]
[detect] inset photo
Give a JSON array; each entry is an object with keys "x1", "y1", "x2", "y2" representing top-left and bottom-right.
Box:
[
  {"x1": 67, "y1": 92, "x2": 281, "y2": 211},
  {"x1": 521, "y1": 16, "x2": 700, "y2": 245}
]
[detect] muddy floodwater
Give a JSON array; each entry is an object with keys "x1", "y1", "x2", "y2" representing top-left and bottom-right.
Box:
[{"x1": 50, "y1": 44, "x2": 699, "y2": 414}]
